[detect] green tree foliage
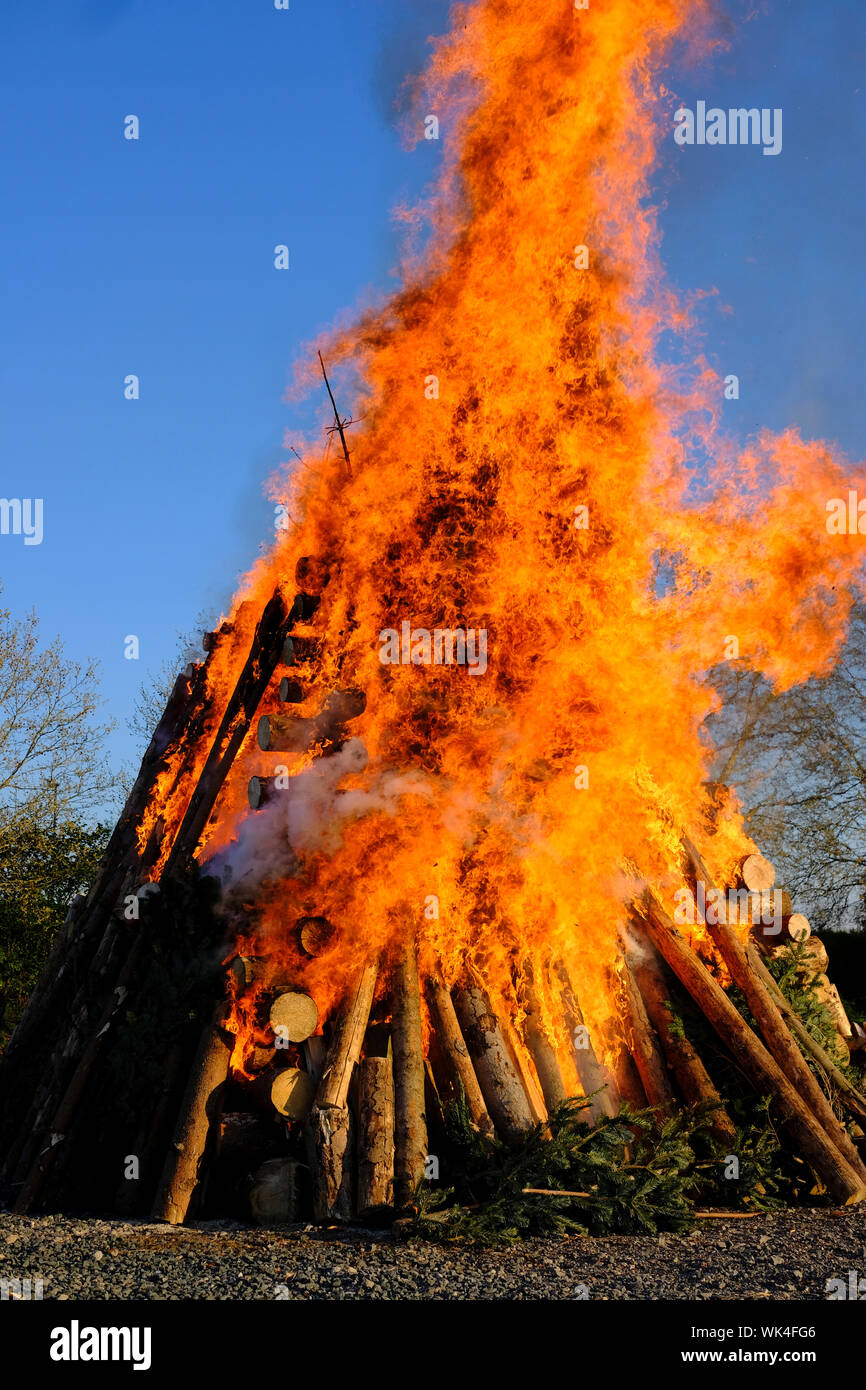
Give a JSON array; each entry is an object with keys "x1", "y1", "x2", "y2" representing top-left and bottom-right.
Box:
[{"x1": 0, "y1": 817, "x2": 110, "y2": 1046}]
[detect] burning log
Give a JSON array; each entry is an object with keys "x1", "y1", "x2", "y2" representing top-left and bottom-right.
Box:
[
  {"x1": 551, "y1": 961, "x2": 619, "y2": 1123},
  {"x1": 151, "y1": 1003, "x2": 235, "y2": 1225},
  {"x1": 316, "y1": 957, "x2": 379, "y2": 1110},
  {"x1": 424, "y1": 978, "x2": 494, "y2": 1137},
  {"x1": 269, "y1": 991, "x2": 319, "y2": 1043},
  {"x1": 270, "y1": 1067, "x2": 317, "y2": 1121},
  {"x1": 391, "y1": 938, "x2": 428, "y2": 1209},
  {"x1": 258, "y1": 689, "x2": 366, "y2": 753},
  {"x1": 618, "y1": 956, "x2": 677, "y2": 1115},
  {"x1": 165, "y1": 589, "x2": 295, "y2": 874},
  {"x1": 356, "y1": 1056, "x2": 395, "y2": 1220},
  {"x1": 622, "y1": 934, "x2": 736, "y2": 1146},
  {"x1": 282, "y1": 634, "x2": 321, "y2": 666},
  {"x1": 247, "y1": 776, "x2": 285, "y2": 810},
  {"x1": 682, "y1": 835, "x2": 866, "y2": 1186},
  {"x1": 453, "y1": 979, "x2": 535, "y2": 1142},
  {"x1": 279, "y1": 677, "x2": 304, "y2": 703},
  {"x1": 637, "y1": 891, "x2": 866, "y2": 1205},
  {"x1": 297, "y1": 915, "x2": 337, "y2": 957},
  {"x1": 517, "y1": 960, "x2": 568, "y2": 1111}
]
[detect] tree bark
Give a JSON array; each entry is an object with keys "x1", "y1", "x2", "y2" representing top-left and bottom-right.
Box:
[
  {"x1": 517, "y1": 960, "x2": 568, "y2": 1111},
  {"x1": 618, "y1": 955, "x2": 677, "y2": 1115},
  {"x1": 425, "y1": 978, "x2": 494, "y2": 1137},
  {"x1": 453, "y1": 980, "x2": 535, "y2": 1142},
  {"x1": 306, "y1": 1105, "x2": 354, "y2": 1222},
  {"x1": 356, "y1": 1056, "x2": 395, "y2": 1220},
  {"x1": 316, "y1": 956, "x2": 379, "y2": 1109},
  {"x1": 391, "y1": 939, "x2": 428, "y2": 1209}
]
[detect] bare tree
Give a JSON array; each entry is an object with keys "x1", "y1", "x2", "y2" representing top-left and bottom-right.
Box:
[
  {"x1": 0, "y1": 596, "x2": 115, "y2": 829},
  {"x1": 705, "y1": 607, "x2": 866, "y2": 930}
]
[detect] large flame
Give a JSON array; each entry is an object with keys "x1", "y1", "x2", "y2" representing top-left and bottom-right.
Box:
[{"x1": 149, "y1": 1, "x2": 865, "y2": 1082}]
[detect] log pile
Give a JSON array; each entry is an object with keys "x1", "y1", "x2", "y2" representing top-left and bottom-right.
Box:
[{"x1": 1, "y1": 566, "x2": 865, "y2": 1229}]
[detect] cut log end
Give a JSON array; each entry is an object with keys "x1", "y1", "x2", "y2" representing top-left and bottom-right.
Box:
[{"x1": 269, "y1": 991, "x2": 319, "y2": 1042}]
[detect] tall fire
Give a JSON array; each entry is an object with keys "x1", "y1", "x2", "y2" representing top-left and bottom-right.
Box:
[{"x1": 2, "y1": 0, "x2": 866, "y2": 1233}]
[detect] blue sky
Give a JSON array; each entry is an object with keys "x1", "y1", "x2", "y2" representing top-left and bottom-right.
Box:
[{"x1": 1, "y1": 0, "x2": 864, "y2": 793}]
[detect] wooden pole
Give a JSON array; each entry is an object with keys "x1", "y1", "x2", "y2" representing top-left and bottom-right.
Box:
[
  {"x1": 517, "y1": 960, "x2": 568, "y2": 1111},
  {"x1": 745, "y1": 940, "x2": 866, "y2": 1126},
  {"x1": 551, "y1": 960, "x2": 619, "y2": 1123},
  {"x1": 424, "y1": 979, "x2": 494, "y2": 1137},
  {"x1": 356, "y1": 1056, "x2": 395, "y2": 1220},
  {"x1": 165, "y1": 588, "x2": 294, "y2": 875},
  {"x1": 682, "y1": 835, "x2": 866, "y2": 1186},
  {"x1": 391, "y1": 938, "x2": 428, "y2": 1209},
  {"x1": 452, "y1": 979, "x2": 535, "y2": 1142},
  {"x1": 636, "y1": 891, "x2": 866, "y2": 1205},
  {"x1": 306, "y1": 956, "x2": 379, "y2": 1223},
  {"x1": 623, "y1": 932, "x2": 737, "y2": 1146},
  {"x1": 151, "y1": 1003, "x2": 234, "y2": 1225},
  {"x1": 618, "y1": 955, "x2": 677, "y2": 1115}
]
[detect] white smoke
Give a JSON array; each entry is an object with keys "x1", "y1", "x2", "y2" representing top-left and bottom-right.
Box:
[{"x1": 210, "y1": 738, "x2": 437, "y2": 893}]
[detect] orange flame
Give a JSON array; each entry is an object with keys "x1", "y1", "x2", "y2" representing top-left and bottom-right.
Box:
[{"x1": 155, "y1": 1, "x2": 865, "y2": 1076}]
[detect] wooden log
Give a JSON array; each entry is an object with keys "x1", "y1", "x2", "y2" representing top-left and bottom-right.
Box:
[
  {"x1": 248, "y1": 776, "x2": 285, "y2": 810},
  {"x1": 813, "y1": 974, "x2": 853, "y2": 1038},
  {"x1": 269, "y1": 991, "x2": 318, "y2": 1043},
  {"x1": 270, "y1": 1067, "x2": 316, "y2": 1121},
  {"x1": 165, "y1": 588, "x2": 295, "y2": 875},
  {"x1": 618, "y1": 956, "x2": 677, "y2": 1115},
  {"x1": 637, "y1": 891, "x2": 866, "y2": 1205},
  {"x1": 739, "y1": 853, "x2": 775, "y2": 892},
  {"x1": 356, "y1": 1056, "x2": 395, "y2": 1220},
  {"x1": 682, "y1": 835, "x2": 866, "y2": 1186},
  {"x1": 551, "y1": 960, "x2": 619, "y2": 1123},
  {"x1": 151, "y1": 1004, "x2": 235, "y2": 1225},
  {"x1": 517, "y1": 960, "x2": 568, "y2": 1111},
  {"x1": 453, "y1": 980, "x2": 535, "y2": 1142},
  {"x1": 744, "y1": 940, "x2": 866, "y2": 1125},
  {"x1": 317, "y1": 957, "x2": 380, "y2": 1110},
  {"x1": 279, "y1": 677, "x2": 305, "y2": 704},
  {"x1": 623, "y1": 935, "x2": 737, "y2": 1146},
  {"x1": 424, "y1": 979, "x2": 494, "y2": 1137},
  {"x1": 258, "y1": 712, "x2": 313, "y2": 753},
  {"x1": 282, "y1": 634, "x2": 320, "y2": 666},
  {"x1": 786, "y1": 913, "x2": 811, "y2": 943},
  {"x1": 306, "y1": 1105, "x2": 354, "y2": 1222},
  {"x1": 13, "y1": 933, "x2": 148, "y2": 1213},
  {"x1": 250, "y1": 1158, "x2": 301, "y2": 1225},
  {"x1": 258, "y1": 689, "x2": 366, "y2": 754},
  {"x1": 297, "y1": 915, "x2": 337, "y2": 957},
  {"x1": 303, "y1": 1035, "x2": 327, "y2": 1083},
  {"x1": 391, "y1": 939, "x2": 428, "y2": 1209}
]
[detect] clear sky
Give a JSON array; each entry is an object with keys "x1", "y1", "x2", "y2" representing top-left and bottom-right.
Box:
[{"x1": 1, "y1": 0, "x2": 865, "y2": 791}]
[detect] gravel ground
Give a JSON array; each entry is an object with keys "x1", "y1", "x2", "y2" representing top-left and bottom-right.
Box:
[{"x1": 1, "y1": 1207, "x2": 866, "y2": 1300}]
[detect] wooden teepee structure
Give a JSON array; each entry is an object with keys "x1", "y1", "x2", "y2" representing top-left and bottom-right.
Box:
[{"x1": 1, "y1": 571, "x2": 865, "y2": 1228}]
